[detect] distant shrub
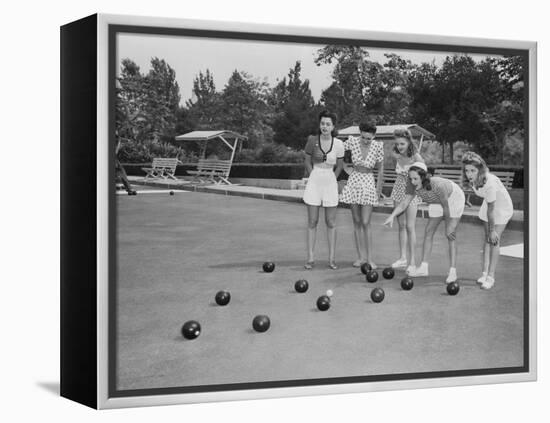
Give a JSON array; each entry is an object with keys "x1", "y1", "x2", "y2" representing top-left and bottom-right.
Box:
[
  {"x1": 117, "y1": 140, "x2": 153, "y2": 163},
  {"x1": 420, "y1": 140, "x2": 471, "y2": 165},
  {"x1": 235, "y1": 144, "x2": 305, "y2": 163},
  {"x1": 119, "y1": 139, "x2": 307, "y2": 164},
  {"x1": 502, "y1": 133, "x2": 524, "y2": 165},
  {"x1": 117, "y1": 139, "x2": 190, "y2": 163},
  {"x1": 282, "y1": 149, "x2": 306, "y2": 163},
  {"x1": 234, "y1": 148, "x2": 257, "y2": 163},
  {"x1": 256, "y1": 144, "x2": 278, "y2": 163}
]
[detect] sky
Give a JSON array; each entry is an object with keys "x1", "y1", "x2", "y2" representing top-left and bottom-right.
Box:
[{"x1": 117, "y1": 33, "x2": 502, "y2": 105}]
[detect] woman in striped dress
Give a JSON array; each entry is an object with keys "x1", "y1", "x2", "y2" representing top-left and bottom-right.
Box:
[
  {"x1": 340, "y1": 122, "x2": 384, "y2": 268},
  {"x1": 384, "y1": 162, "x2": 465, "y2": 283}
]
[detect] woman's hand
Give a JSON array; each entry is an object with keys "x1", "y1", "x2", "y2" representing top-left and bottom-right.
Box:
[
  {"x1": 383, "y1": 215, "x2": 394, "y2": 228},
  {"x1": 488, "y1": 230, "x2": 500, "y2": 245}
]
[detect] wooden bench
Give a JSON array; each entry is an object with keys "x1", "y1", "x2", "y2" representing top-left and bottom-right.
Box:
[
  {"x1": 488, "y1": 171, "x2": 515, "y2": 189},
  {"x1": 142, "y1": 157, "x2": 180, "y2": 180},
  {"x1": 187, "y1": 159, "x2": 233, "y2": 184},
  {"x1": 433, "y1": 168, "x2": 514, "y2": 207},
  {"x1": 373, "y1": 168, "x2": 398, "y2": 193}
]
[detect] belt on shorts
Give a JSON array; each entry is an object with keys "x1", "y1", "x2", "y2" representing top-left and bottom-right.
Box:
[{"x1": 354, "y1": 166, "x2": 373, "y2": 174}]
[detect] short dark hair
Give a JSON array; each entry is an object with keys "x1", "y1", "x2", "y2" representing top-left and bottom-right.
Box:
[
  {"x1": 318, "y1": 110, "x2": 337, "y2": 125},
  {"x1": 318, "y1": 110, "x2": 338, "y2": 137},
  {"x1": 409, "y1": 165, "x2": 432, "y2": 190},
  {"x1": 359, "y1": 121, "x2": 377, "y2": 134}
]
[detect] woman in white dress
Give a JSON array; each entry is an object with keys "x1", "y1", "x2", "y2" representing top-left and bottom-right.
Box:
[{"x1": 461, "y1": 152, "x2": 514, "y2": 290}]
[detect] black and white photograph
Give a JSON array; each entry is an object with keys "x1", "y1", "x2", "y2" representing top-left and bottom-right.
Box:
[
  {"x1": 5, "y1": 0, "x2": 550, "y2": 420},
  {"x1": 109, "y1": 19, "x2": 532, "y2": 399}
]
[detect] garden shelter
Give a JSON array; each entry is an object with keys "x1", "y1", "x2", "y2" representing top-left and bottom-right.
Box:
[{"x1": 174, "y1": 130, "x2": 247, "y2": 162}]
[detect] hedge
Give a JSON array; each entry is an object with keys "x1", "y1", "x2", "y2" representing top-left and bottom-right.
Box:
[
  {"x1": 122, "y1": 162, "x2": 307, "y2": 180},
  {"x1": 121, "y1": 162, "x2": 524, "y2": 188}
]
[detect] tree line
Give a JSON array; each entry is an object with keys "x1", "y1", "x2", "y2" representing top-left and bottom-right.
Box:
[{"x1": 116, "y1": 47, "x2": 525, "y2": 165}]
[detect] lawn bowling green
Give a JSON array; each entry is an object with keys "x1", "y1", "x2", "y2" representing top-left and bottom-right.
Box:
[{"x1": 116, "y1": 190, "x2": 525, "y2": 391}]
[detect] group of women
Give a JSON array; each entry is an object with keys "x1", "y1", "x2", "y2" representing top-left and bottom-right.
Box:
[{"x1": 302, "y1": 110, "x2": 514, "y2": 290}]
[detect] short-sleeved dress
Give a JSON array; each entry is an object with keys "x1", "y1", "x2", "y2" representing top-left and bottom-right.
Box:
[
  {"x1": 472, "y1": 173, "x2": 514, "y2": 225},
  {"x1": 303, "y1": 135, "x2": 345, "y2": 207},
  {"x1": 390, "y1": 159, "x2": 422, "y2": 206},
  {"x1": 339, "y1": 137, "x2": 384, "y2": 206}
]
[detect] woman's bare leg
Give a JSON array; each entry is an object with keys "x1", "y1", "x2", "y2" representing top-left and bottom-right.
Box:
[
  {"x1": 405, "y1": 203, "x2": 418, "y2": 268},
  {"x1": 306, "y1": 205, "x2": 320, "y2": 263},
  {"x1": 396, "y1": 209, "x2": 407, "y2": 261},
  {"x1": 325, "y1": 206, "x2": 338, "y2": 265},
  {"x1": 361, "y1": 205, "x2": 374, "y2": 265},
  {"x1": 445, "y1": 217, "x2": 461, "y2": 268},
  {"x1": 481, "y1": 223, "x2": 490, "y2": 275},
  {"x1": 488, "y1": 224, "x2": 507, "y2": 278},
  {"x1": 421, "y1": 217, "x2": 443, "y2": 264},
  {"x1": 350, "y1": 204, "x2": 366, "y2": 264}
]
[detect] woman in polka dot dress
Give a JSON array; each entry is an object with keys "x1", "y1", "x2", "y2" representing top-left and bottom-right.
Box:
[
  {"x1": 340, "y1": 122, "x2": 384, "y2": 268},
  {"x1": 389, "y1": 129, "x2": 424, "y2": 274}
]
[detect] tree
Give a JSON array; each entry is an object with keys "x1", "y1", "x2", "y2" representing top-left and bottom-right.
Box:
[
  {"x1": 376, "y1": 53, "x2": 415, "y2": 124},
  {"x1": 479, "y1": 56, "x2": 525, "y2": 164},
  {"x1": 270, "y1": 61, "x2": 316, "y2": 149},
  {"x1": 408, "y1": 61, "x2": 440, "y2": 135},
  {"x1": 315, "y1": 46, "x2": 375, "y2": 125},
  {"x1": 145, "y1": 58, "x2": 181, "y2": 144},
  {"x1": 116, "y1": 57, "x2": 181, "y2": 147},
  {"x1": 409, "y1": 55, "x2": 499, "y2": 163},
  {"x1": 220, "y1": 70, "x2": 272, "y2": 149},
  {"x1": 116, "y1": 59, "x2": 148, "y2": 145},
  {"x1": 407, "y1": 54, "x2": 525, "y2": 164},
  {"x1": 315, "y1": 47, "x2": 416, "y2": 126},
  {"x1": 185, "y1": 69, "x2": 223, "y2": 129}
]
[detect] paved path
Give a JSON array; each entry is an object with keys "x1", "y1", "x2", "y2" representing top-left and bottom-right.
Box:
[{"x1": 126, "y1": 176, "x2": 524, "y2": 230}]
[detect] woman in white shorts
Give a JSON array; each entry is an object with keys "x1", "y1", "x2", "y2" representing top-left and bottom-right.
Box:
[
  {"x1": 384, "y1": 162, "x2": 464, "y2": 283},
  {"x1": 462, "y1": 152, "x2": 514, "y2": 290},
  {"x1": 303, "y1": 110, "x2": 344, "y2": 269}
]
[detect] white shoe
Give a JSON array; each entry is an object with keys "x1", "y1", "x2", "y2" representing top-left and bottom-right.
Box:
[
  {"x1": 406, "y1": 265, "x2": 415, "y2": 275},
  {"x1": 481, "y1": 276, "x2": 495, "y2": 290},
  {"x1": 409, "y1": 263, "x2": 429, "y2": 277},
  {"x1": 477, "y1": 273, "x2": 488, "y2": 284},
  {"x1": 446, "y1": 268, "x2": 458, "y2": 283},
  {"x1": 369, "y1": 262, "x2": 378, "y2": 270},
  {"x1": 391, "y1": 258, "x2": 408, "y2": 269}
]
